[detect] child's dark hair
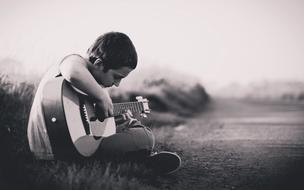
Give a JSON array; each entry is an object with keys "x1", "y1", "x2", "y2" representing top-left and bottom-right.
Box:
[{"x1": 87, "y1": 32, "x2": 137, "y2": 72}]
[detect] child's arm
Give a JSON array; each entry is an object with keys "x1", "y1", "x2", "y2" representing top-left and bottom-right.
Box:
[{"x1": 59, "y1": 54, "x2": 113, "y2": 119}]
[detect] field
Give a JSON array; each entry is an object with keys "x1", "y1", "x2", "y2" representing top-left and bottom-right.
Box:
[
  {"x1": 157, "y1": 98, "x2": 304, "y2": 189},
  {"x1": 0, "y1": 74, "x2": 208, "y2": 190},
  {"x1": 1, "y1": 74, "x2": 304, "y2": 190}
]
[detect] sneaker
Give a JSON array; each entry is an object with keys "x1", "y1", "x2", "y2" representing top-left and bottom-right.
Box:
[{"x1": 144, "y1": 151, "x2": 181, "y2": 174}]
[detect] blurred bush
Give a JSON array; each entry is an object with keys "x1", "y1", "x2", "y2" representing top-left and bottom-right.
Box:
[
  {"x1": 0, "y1": 74, "x2": 34, "y2": 156},
  {"x1": 0, "y1": 74, "x2": 35, "y2": 189},
  {"x1": 110, "y1": 77, "x2": 209, "y2": 127},
  {"x1": 111, "y1": 78, "x2": 209, "y2": 115}
]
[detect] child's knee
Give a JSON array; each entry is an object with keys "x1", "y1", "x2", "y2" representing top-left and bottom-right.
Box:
[
  {"x1": 130, "y1": 126, "x2": 155, "y2": 152},
  {"x1": 97, "y1": 126, "x2": 155, "y2": 158}
]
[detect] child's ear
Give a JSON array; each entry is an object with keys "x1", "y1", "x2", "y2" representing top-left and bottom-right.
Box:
[{"x1": 93, "y1": 58, "x2": 103, "y2": 66}]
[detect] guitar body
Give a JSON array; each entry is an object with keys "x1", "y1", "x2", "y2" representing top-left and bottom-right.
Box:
[{"x1": 42, "y1": 77, "x2": 116, "y2": 158}]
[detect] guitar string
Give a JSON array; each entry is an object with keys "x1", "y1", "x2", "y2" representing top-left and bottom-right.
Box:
[{"x1": 113, "y1": 102, "x2": 142, "y2": 116}]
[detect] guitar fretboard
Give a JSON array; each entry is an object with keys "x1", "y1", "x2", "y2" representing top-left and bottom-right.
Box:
[{"x1": 113, "y1": 102, "x2": 144, "y2": 116}]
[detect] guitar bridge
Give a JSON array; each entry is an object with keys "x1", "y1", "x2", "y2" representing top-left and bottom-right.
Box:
[{"x1": 79, "y1": 99, "x2": 91, "y2": 135}]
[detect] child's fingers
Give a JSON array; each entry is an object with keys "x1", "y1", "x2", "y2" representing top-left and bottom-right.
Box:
[
  {"x1": 126, "y1": 109, "x2": 133, "y2": 117},
  {"x1": 122, "y1": 110, "x2": 133, "y2": 120}
]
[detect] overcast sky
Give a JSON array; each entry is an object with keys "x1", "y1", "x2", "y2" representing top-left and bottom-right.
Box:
[{"x1": 0, "y1": 0, "x2": 303, "y2": 87}]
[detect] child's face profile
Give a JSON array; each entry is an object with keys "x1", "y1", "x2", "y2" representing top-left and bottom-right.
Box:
[{"x1": 91, "y1": 66, "x2": 133, "y2": 88}]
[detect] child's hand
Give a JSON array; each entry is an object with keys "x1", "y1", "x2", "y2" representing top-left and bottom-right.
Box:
[
  {"x1": 115, "y1": 110, "x2": 138, "y2": 132},
  {"x1": 95, "y1": 92, "x2": 114, "y2": 121}
]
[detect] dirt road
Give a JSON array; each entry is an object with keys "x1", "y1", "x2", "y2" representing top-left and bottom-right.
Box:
[{"x1": 153, "y1": 98, "x2": 304, "y2": 190}]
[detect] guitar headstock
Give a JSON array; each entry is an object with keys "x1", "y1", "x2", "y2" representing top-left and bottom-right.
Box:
[{"x1": 136, "y1": 96, "x2": 150, "y2": 117}]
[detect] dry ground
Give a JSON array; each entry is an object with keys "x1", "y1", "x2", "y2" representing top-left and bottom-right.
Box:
[{"x1": 151, "y1": 98, "x2": 304, "y2": 190}]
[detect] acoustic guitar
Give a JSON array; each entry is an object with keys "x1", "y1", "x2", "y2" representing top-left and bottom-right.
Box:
[{"x1": 41, "y1": 77, "x2": 150, "y2": 159}]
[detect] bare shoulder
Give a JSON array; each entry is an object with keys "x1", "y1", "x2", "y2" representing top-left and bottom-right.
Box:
[
  {"x1": 61, "y1": 54, "x2": 87, "y2": 64},
  {"x1": 59, "y1": 54, "x2": 89, "y2": 72}
]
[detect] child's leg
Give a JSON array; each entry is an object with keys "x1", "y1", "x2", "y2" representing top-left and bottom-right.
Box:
[{"x1": 95, "y1": 125, "x2": 155, "y2": 161}]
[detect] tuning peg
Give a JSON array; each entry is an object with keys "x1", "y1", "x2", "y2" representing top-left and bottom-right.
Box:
[
  {"x1": 136, "y1": 96, "x2": 143, "y2": 101},
  {"x1": 140, "y1": 113, "x2": 147, "y2": 118}
]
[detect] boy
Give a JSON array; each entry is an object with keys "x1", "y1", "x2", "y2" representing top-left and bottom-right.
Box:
[{"x1": 27, "y1": 32, "x2": 180, "y2": 174}]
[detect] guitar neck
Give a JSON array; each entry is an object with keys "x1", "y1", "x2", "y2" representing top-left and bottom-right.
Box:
[{"x1": 113, "y1": 102, "x2": 144, "y2": 116}]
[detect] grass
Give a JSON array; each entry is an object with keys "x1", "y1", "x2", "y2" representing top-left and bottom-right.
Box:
[
  {"x1": 25, "y1": 160, "x2": 159, "y2": 190},
  {"x1": 0, "y1": 74, "x2": 208, "y2": 190}
]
